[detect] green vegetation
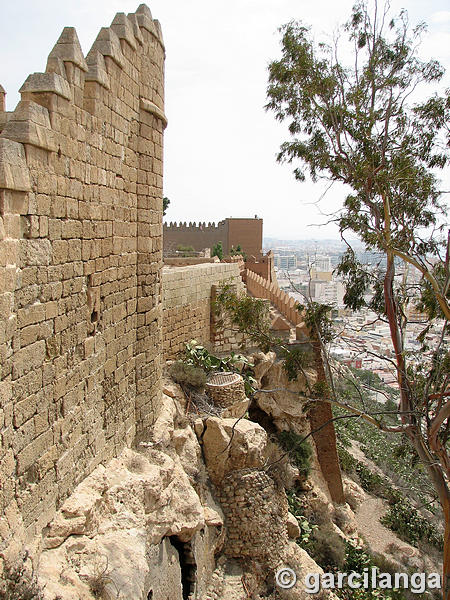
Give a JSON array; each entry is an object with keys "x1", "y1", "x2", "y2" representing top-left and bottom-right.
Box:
[
  {"x1": 277, "y1": 430, "x2": 312, "y2": 479},
  {"x1": 168, "y1": 361, "x2": 207, "y2": 390},
  {"x1": 211, "y1": 241, "x2": 223, "y2": 260},
  {"x1": 162, "y1": 196, "x2": 170, "y2": 216},
  {"x1": 182, "y1": 340, "x2": 256, "y2": 396},
  {"x1": 286, "y1": 490, "x2": 317, "y2": 546},
  {"x1": 176, "y1": 244, "x2": 195, "y2": 256},
  {"x1": 229, "y1": 244, "x2": 247, "y2": 260},
  {"x1": 213, "y1": 284, "x2": 275, "y2": 352},
  {"x1": 267, "y1": 0, "x2": 450, "y2": 577},
  {"x1": 381, "y1": 498, "x2": 443, "y2": 551},
  {"x1": 333, "y1": 402, "x2": 431, "y2": 507},
  {"x1": 0, "y1": 559, "x2": 44, "y2": 600},
  {"x1": 297, "y1": 301, "x2": 334, "y2": 344},
  {"x1": 337, "y1": 445, "x2": 443, "y2": 551},
  {"x1": 281, "y1": 346, "x2": 313, "y2": 382}
]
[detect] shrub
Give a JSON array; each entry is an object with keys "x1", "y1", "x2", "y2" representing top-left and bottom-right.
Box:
[
  {"x1": 168, "y1": 361, "x2": 207, "y2": 389},
  {"x1": 281, "y1": 346, "x2": 314, "y2": 381},
  {"x1": 286, "y1": 490, "x2": 318, "y2": 548},
  {"x1": 381, "y1": 498, "x2": 443, "y2": 551},
  {"x1": 277, "y1": 431, "x2": 312, "y2": 479},
  {"x1": 0, "y1": 558, "x2": 44, "y2": 600},
  {"x1": 338, "y1": 444, "x2": 443, "y2": 553},
  {"x1": 183, "y1": 341, "x2": 257, "y2": 396},
  {"x1": 354, "y1": 462, "x2": 386, "y2": 496},
  {"x1": 338, "y1": 445, "x2": 357, "y2": 473},
  {"x1": 265, "y1": 441, "x2": 297, "y2": 489},
  {"x1": 338, "y1": 445, "x2": 386, "y2": 496},
  {"x1": 212, "y1": 241, "x2": 223, "y2": 260},
  {"x1": 213, "y1": 285, "x2": 274, "y2": 352}
]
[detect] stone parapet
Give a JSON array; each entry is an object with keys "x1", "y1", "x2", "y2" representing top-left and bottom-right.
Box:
[{"x1": 246, "y1": 269, "x2": 304, "y2": 326}]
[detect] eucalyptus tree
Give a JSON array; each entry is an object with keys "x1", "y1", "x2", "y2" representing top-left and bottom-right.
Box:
[{"x1": 266, "y1": 1, "x2": 450, "y2": 593}]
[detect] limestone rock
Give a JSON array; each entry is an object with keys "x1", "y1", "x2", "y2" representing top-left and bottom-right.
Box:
[
  {"x1": 151, "y1": 393, "x2": 176, "y2": 447},
  {"x1": 38, "y1": 447, "x2": 220, "y2": 599},
  {"x1": 252, "y1": 350, "x2": 276, "y2": 384},
  {"x1": 202, "y1": 417, "x2": 267, "y2": 484},
  {"x1": 276, "y1": 542, "x2": 340, "y2": 599},
  {"x1": 343, "y1": 476, "x2": 365, "y2": 511},
  {"x1": 254, "y1": 358, "x2": 315, "y2": 434},
  {"x1": 172, "y1": 426, "x2": 202, "y2": 477},
  {"x1": 287, "y1": 512, "x2": 301, "y2": 539},
  {"x1": 221, "y1": 398, "x2": 249, "y2": 419},
  {"x1": 162, "y1": 376, "x2": 187, "y2": 406}
]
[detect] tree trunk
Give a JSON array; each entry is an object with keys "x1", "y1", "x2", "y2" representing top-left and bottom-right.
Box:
[
  {"x1": 309, "y1": 338, "x2": 345, "y2": 504},
  {"x1": 443, "y1": 494, "x2": 450, "y2": 600},
  {"x1": 412, "y1": 433, "x2": 450, "y2": 599},
  {"x1": 383, "y1": 241, "x2": 449, "y2": 598}
]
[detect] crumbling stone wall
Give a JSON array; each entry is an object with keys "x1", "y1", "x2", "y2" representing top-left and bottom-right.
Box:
[
  {"x1": 216, "y1": 469, "x2": 289, "y2": 564},
  {"x1": 162, "y1": 262, "x2": 244, "y2": 359},
  {"x1": 0, "y1": 4, "x2": 166, "y2": 552}
]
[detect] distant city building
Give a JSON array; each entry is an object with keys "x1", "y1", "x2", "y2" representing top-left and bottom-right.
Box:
[
  {"x1": 274, "y1": 254, "x2": 297, "y2": 270},
  {"x1": 313, "y1": 255, "x2": 332, "y2": 271}
]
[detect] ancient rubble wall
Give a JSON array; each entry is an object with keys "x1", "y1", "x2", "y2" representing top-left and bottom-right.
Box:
[
  {"x1": 0, "y1": 4, "x2": 166, "y2": 551},
  {"x1": 162, "y1": 262, "x2": 244, "y2": 359}
]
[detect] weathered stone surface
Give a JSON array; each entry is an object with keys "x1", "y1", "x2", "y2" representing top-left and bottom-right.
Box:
[
  {"x1": 202, "y1": 417, "x2": 267, "y2": 484},
  {"x1": 90, "y1": 27, "x2": 124, "y2": 68},
  {"x1": 111, "y1": 13, "x2": 137, "y2": 50},
  {"x1": 0, "y1": 138, "x2": 31, "y2": 191},
  {"x1": 162, "y1": 262, "x2": 245, "y2": 359},
  {"x1": 47, "y1": 27, "x2": 88, "y2": 71},
  {"x1": 84, "y1": 50, "x2": 110, "y2": 89},
  {"x1": 20, "y1": 72, "x2": 72, "y2": 100},
  {"x1": 0, "y1": 4, "x2": 165, "y2": 575},
  {"x1": 287, "y1": 512, "x2": 301, "y2": 539},
  {"x1": 254, "y1": 358, "x2": 314, "y2": 434},
  {"x1": 39, "y1": 446, "x2": 221, "y2": 599},
  {"x1": 140, "y1": 97, "x2": 168, "y2": 128},
  {"x1": 252, "y1": 350, "x2": 276, "y2": 384},
  {"x1": 276, "y1": 542, "x2": 340, "y2": 599},
  {"x1": 221, "y1": 398, "x2": 249, "y2": 419},
  {"x1": 1, "y1": 101, "x2": 56, "y2": 151}
]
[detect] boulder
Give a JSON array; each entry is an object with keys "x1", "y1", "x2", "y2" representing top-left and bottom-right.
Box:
[
  {"x1": 202, "y1": 417, "x2": 267, "y2": 484},
  {"x1": 254, "y1": 359, "x2": 315, "y2": 434},
  {"x1": 252, "y1": 350, "x2": 276, "y2": 384}
]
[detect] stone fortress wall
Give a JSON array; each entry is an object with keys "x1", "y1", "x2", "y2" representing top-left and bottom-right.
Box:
[
  {"x1": 0, "y1": 4, "x2": 167, "y2": 552},
  {"x1": 162, "y1": 262, "x2": 245, "y2": 359},
  {"x1": 163, "y1": 217, "x2": 263, "y2": 258}
]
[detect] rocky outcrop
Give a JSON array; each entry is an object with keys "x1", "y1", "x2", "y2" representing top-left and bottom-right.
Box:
[
  {"x1": 33, "y1": 386, "x2": 225, "y2": 600},
  {"x1": 252, "y1": 351, "x2": 315, "y2": 435},
  {"x1": 31, "y1": 366, "x2": 348, "y2": 600},
  {"x1": 202, "y1": 417, "x2": 268, "y2": 485}
]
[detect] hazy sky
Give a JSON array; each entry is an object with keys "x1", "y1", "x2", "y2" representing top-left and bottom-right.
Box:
[{"x1": 1, "y1": 1, "x2": 449, "y2": 239}]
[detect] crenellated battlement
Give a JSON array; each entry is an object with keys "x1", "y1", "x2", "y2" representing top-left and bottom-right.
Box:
[
  {"x1": 164, "y1": 220, "x2": 227, "y2": 231},
  {"x1": 0, "y1": 5, "x2": 166, "y2": 152}
]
